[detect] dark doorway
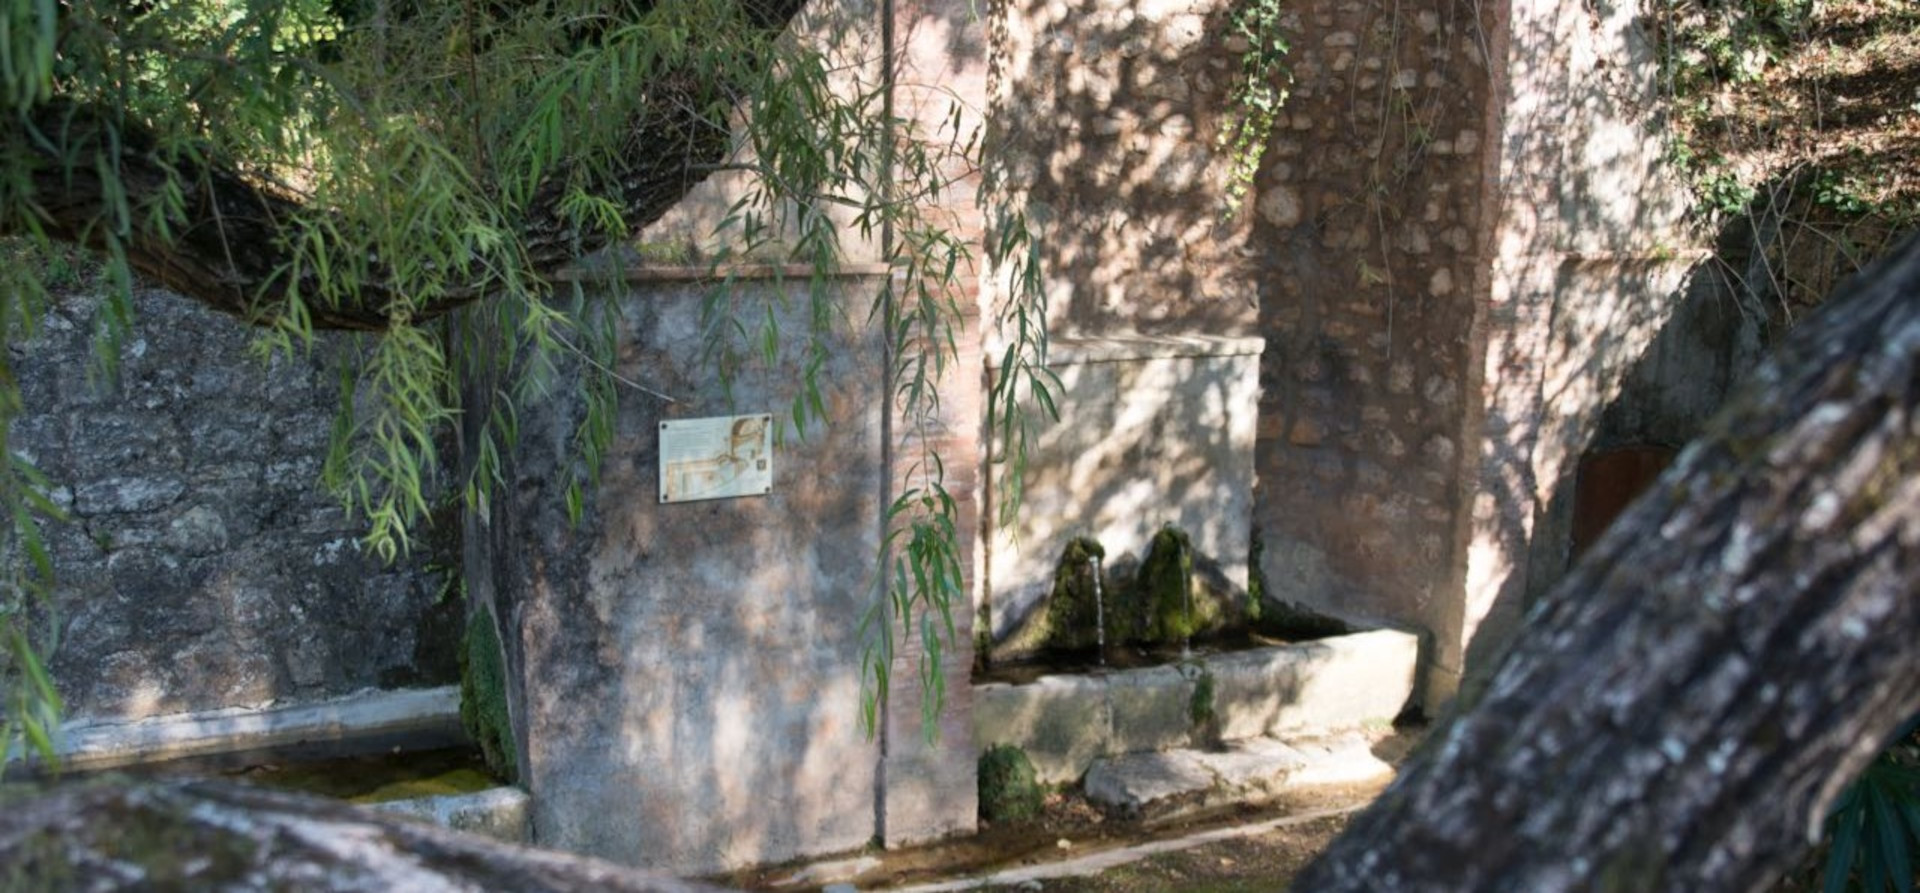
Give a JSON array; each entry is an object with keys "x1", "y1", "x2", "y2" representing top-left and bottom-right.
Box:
[{"x1": 1570, "y1": 445, "x2": 1677, "y2": 559}]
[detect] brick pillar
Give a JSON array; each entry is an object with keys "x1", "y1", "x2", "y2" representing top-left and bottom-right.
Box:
[{"x1": 876, "y1": 0, "x2": 988, "y2": 847}]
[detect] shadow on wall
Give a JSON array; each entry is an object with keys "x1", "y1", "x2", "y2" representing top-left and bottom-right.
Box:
[
  {"x1": 990, "y1": 0, "x2": 1259, "y2": 339},
  {"x1": 1521, "y1": 186, "x2": 1914, "y2": 613},
  {"x1": 1251, "y1": 0, "x2": 1711, "y2": 705}
]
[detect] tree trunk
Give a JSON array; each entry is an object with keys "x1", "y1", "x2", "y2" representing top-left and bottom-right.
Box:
[
  {"x1": 0, "y1": 778, "x2": 721, "y2": 892},
  {"x1": 1298, "y1": 234, "x2": 1920, "y2": 892}
]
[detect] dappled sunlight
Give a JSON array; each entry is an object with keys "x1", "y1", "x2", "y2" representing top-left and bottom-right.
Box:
[{"x1": 984, "y1": 337, "x2": 1262, "y2": 660}]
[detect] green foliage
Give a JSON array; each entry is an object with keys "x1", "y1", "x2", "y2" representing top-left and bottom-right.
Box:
[
  {"x1": 1043, "y1": 537, "x2": 1110, "y2": 653},
  {"x1": 459, "y1": 609, "x2": 516, "y2": 783},
  {"x1": 1188, "y1": 666, "x2": 1217, "y2": 729},
  {"x1": 1216, "y1": 0, "x2": 1292, "y2": 215},
  {"x1": 1654, "y1": 0, "x2": 1919, "y2": 232},
  {"x1": 1816, "y1": 716, "x2": 1920, "y2": 893},
  {"x1": 1698, "y1": 166, "x2": 1760, "y2": 219},
  {"x1": 0, "y1": 0, "x2": 1051, "y2": 750},
  {"x1": 1, "y1": 451, "x2": 63, "y2": 768},
  {"x1": 977, "y1": 743, "x2": 1043, "y2": 823}
]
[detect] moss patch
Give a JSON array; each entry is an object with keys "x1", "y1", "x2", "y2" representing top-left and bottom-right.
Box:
[
  {"x1": 978, "y1": 744, "x2": 1044, "y2": 823},
  {"x1": 1189, "y1": 665, "x2": 1222, "y2": 749},
  {"x1": 460, "y1": 610, "x2": 517, "y2": 783}
]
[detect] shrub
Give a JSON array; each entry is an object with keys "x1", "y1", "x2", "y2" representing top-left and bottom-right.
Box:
[
  {"x1": 978, "y1": 744, "x2": 1044, "y2": 823},
  {"x1": 1814, "y1": 714, "x2": 1920, "y2": 893}
]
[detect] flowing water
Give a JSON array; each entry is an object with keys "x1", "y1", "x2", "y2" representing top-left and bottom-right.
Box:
[{"x1": 1090, "y1": 554, "x2": 1106, "y2": 668}]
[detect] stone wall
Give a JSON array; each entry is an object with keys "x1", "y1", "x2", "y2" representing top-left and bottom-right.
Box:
[
  {"x1": 1251, "y1": 0, "x2": 1696, "y2": 705},
  {"x1": 1249, "y1": 0, "x2": 1495, "y2": 699},
  {"x1": 1457, "y1": 0, "x2": 1694, "y2": 697},
  {"x1": 12, "y1": 286, "x2": 457, "y2": 725}
]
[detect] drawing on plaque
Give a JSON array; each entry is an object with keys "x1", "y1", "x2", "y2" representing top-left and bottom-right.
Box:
[{"x1": 659, "y1": 413, "x2": 774, "y2": 503}]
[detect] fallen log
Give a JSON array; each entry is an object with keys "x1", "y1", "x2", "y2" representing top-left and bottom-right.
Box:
[{"x1": 0, "y1": 778, "x2": 723, "y2": 891}]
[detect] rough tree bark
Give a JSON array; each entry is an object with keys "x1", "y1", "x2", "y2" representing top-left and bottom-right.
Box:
[
  {"x1": 1296, "y1": 234, "x2": 1920, "y2": 890},
  {"x1": 0, "y1": 778, "x2": 721, "y2": 891},
  {"x1": 6, "y1": 0, "x2": 809, "y2": 332}
]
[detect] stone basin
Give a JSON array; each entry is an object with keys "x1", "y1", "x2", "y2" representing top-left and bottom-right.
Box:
[{"x1": 972, "y1": 628, "x2": 1419, "y2": 784}]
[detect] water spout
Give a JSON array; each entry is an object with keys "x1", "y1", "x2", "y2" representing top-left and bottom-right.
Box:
[
  {"x1": 1089, "y1": 554, "x2": 1106, "y2": 667},
  {"x1": 1181, "y1": 542, "x2": 1193, "y2": 660}
]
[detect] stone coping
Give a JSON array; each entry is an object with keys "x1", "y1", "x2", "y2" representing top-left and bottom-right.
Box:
[
  {"x1": 8, "y1": 686, "x2": 462, "y2": 773},
  {"x1": 987, "y1": 334, "x2": 1266, "y2": 369}
]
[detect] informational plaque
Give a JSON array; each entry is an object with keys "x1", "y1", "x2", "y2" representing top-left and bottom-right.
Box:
[{"x1": 658, "y1": 414, "x2": 774, "y2": 504}]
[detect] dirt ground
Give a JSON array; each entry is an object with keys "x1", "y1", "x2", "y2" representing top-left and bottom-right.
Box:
[{"x1": 961, "y1": 811, "x2": 1356, "y2": 893}]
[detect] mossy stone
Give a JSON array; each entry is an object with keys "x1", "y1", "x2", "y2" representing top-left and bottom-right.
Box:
[
  {"x1": 1134, "y1": 525, "x2": 1221, "y2": 645},
  {"x1": 1044, "y1": 537, "x2": 1116, "y2": 653}
]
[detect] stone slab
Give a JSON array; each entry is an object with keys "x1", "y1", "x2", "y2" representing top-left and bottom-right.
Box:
[
  {"x1": 1085, "y1": 733, "x2": 1392, "y2": 822},
  {"x1": 1104, "y1": 665, "x2": 1196, "y2": 755},
  {"x1": 1188, "y1": 738, "x2": 1308, "y2": 795},
  {"x1": 1209, "y1": 628, "x2": 1418, "y2": 739},
  {"x1": 1084, "y1": 750, "x2": 1215, "y2": 818},
  {"x1": 973, "y1": 630, "x2": 1418, "y2": 788},
  {"x1": 1279, "y1": 732, "x2": 1394, "y2": 789},
  {"x1": 769, "y1": 855, "x2": 884, "y2": 887}
]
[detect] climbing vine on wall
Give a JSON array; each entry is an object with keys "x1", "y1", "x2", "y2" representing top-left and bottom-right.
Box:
[{"x1": 1217, "y1": 0, "x2": 1293, "y2": 214}]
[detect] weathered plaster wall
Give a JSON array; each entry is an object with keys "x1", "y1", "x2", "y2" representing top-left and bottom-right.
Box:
[
  {"x1": 1458, "y1": 0, "x2": 1694, "y2": 699},
  {"x1": 636, "y1": 0, "x2": 886, "y2": 264},
  {"x1": 1522, "y1": 259, "x2": 1767, "y2": 605},
  {"x1": 475, "y1": 275, "x2": 892, "y2": 874},
  {"x1": 879, "y1": 0, "x2": 988, "y2": 848},
  {"x1": 462, "y1": 0, "x2": 986, "y2": 869},
  {"x1": 985, "y1": 337, "x2": 1263, "y2": 658},
  {"x1": 13, "y1": 287, "x2": 457, "y2": 724}
]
